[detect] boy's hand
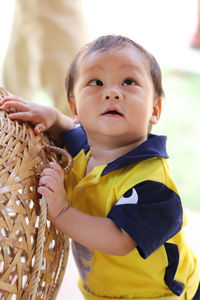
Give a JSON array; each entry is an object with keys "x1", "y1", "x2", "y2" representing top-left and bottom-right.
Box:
[
  {"x1": 0, "y1": 95, "x2": 58, "y2": 135},
  {"x1": 38, "y1": 162, "x2": 68, "y2": 221}
]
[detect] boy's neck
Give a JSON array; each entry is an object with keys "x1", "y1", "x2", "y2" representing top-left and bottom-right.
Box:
[{"x1": 86, "y1": 135, "x2": 147, "y2": 174}]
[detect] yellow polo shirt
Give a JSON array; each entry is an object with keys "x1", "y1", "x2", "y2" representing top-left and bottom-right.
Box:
[{"x1": 62, "y1": 128, "x2": 199, "y2": 299}]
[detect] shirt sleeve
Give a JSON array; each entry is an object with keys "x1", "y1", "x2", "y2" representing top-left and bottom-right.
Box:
[
  {"x1": 61, "y1": 126, "x2": 89, "y2": 157},
  {"x1": 107, "y1": 180, "x2": 183, "y2": 259}
]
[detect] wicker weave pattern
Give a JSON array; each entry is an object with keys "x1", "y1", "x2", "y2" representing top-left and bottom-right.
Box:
[{"x1": 0, "y1": 88, "x2": 70, "y2": 299}]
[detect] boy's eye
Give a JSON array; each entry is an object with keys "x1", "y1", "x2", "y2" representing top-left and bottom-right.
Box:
[
  {"x1": 89, "y1": 79, "x2": 103, "y2": 86},
  {"x1": 122, "y1": 78, "x2": 137, "y2": 86}
]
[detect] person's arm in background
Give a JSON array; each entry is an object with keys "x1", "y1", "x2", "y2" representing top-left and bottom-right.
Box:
[{"x1": 190, "y1": 0, "x2": 200, "y2": 48}]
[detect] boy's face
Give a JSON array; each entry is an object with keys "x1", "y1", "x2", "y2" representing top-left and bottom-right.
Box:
[{"x1": 70, "y1": 46, "x2": 161, "y2": 147}]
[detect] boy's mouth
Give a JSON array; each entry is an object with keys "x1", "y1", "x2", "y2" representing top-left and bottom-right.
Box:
[{"x1": 102, "y1": 109, "x2": 123, "y2": 117}]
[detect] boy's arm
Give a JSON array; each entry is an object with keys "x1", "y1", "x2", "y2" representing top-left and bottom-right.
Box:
[
  {"x1": 47, "y1": 111, "x2": 75, "y2": 146},
  {"x1": 0, "y1": 95, "x2": 75, "y2": 145},
  {"x1": 38, "y1": 163, "x2": 136, "y2": 256},
  {"x1": 54, "y1": 207, "x2": 137, "y2": 256}
]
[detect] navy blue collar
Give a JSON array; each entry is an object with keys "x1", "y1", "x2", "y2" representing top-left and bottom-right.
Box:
[
  {"x1": 62, "y1": 128, "x2": 168, "y2": 176},
  {"x1": 101, "y1": 134, "x2": 168, "y2": 176}
]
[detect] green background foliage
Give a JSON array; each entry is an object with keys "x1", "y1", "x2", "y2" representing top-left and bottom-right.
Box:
[{"x1": 153, "y1": 68, "x2": 200, "y2": 210}]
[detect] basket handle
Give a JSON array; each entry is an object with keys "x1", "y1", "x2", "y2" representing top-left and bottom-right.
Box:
[
  {"x1": 44, "y1": 144, "x2": 73, "y2": 173},
  {"x1": 28, "y1": 196, "x2": 47, "y2": 300},
  {"x1": 28, "y1": 145, "x2": 73, "y2": 299}
]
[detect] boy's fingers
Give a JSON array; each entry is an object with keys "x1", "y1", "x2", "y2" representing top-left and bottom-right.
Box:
[
  {"x1": 49, "y1": 162, "x2": 64, "y2": 177},
  {"x1": 40, "y1": 167, "x2": 62, "y2": 181},
  {"x1": 39, "y1": 176, "x2": 57, "y2": 191},
  {"x1": 8, "y1": 111, "x2": 34, "y2": 121},
  {"x1": 37, "y1": 186, "x2": 52, "y2": 199},
  {"x1": 0, "y1": 101, "x2": 28, "y2": 112},
  {"x1": 40, "y1": 168, "x2": 55, "y2": 177},
  {"x1": 34, "y1": 123, "x2": 46, "y2": 135},
  {"x1": 0, "y1": 96, "x2": 28, "y2": 104},
  {"x1": 40, "y1": 164, "x2": 64, "y2": 186}
]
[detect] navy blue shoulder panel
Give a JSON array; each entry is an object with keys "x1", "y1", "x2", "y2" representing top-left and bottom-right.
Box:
[
  {"x1": 62, "y1": 126, "x2": 89, "y2": 157},
  {"x1": 107, "y1": 180, "x2": 183, "y2": 259}
]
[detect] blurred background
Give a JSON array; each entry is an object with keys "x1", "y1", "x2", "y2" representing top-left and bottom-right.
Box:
[{"x1": 0, "y1": 1, "x2": 200, "y2": 299}]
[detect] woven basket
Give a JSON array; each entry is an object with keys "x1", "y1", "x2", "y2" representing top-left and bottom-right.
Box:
[{"x1": 0, "y1": 88, "x2": 73, "y2": 299}]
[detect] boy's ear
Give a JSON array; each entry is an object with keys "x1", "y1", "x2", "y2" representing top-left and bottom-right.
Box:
[
  {"x1": 68, "y1": 97, "x2": 80, "y2": 124},
  {"x1": 150, "y1": 98, "x2": 162, "y2": 125}
]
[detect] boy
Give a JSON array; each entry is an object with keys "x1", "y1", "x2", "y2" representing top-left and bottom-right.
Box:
[{"x1": 0, "y1": 35, "x2": 199, "y2": 299}]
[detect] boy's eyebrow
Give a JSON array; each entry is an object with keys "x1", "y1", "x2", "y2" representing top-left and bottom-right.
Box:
[
  {"x1": 85, "y1": 65, "x2": 104, "y2": 72},
  {"x1": 120, "y1": 63, "x2": 142, "y2": 71},
  {"x1": 84, "y1": 63, "x2": 143, "y2": 73},
  {"x1": 80, "y1": 65, "x2": 104, "y2": 78}
]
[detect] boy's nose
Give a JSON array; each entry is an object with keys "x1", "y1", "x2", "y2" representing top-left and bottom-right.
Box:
[{"x1": 104, "y1": 89, "x2": 122, "y2": 101}]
